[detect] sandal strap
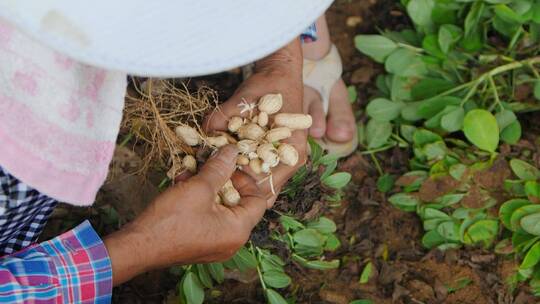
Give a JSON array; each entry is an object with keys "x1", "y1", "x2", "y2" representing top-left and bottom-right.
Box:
[{"x1": 302, "y1": 44, "x2": 342, "y2": 114}]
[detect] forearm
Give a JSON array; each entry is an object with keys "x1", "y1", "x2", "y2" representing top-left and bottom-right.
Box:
[{"x1": 103, "y1": 222, "x2": 154, "y2": 286}]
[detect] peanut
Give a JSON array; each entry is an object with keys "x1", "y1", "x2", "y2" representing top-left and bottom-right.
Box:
[
  {"x1": 265, "y1": 127, "x2": 292, "y2": 142},
  {"x1": 249, "y1": 158, "x2": 263, "y2": 174},
  {"x1": 238, "y1": 123, "x2": 265, "y2": 140},
  {"x1": 274, "y1": 113, "x2": 312, "y2": 130},
  {"x1": 237, "y1": 155, "x2": 250, "y2": 166},
  {"x1": 261, "y1": 162, "x2": 271, "y2": 173},
  {"x1": 237, "y1": 139, "x2": 258, "y2": 154},
  {"x1": 251, "y1": 115, "x2": 258, "y2": 124},
  {"x1": 257, "y1": 112, "x2": 269, "y2": 127},
  {"x1": 278, "y1": 143, "x2": 299, "y2": 166},
  {"x1": 207, "y1": 135, "x2": 228, "y2": 147},
  {"x1": 257, "y1": 143, "x2": 279, "y2": 167},
  {"x1": 220, "y1": 180, "x2": 241, "y2": 206},
  {"x1": 228, "y1": 116, "x2": 244, "y2": 133},
  {"x1": 175, "y1": 125, "x2": 201, "y2": 146},
  {"x1": 258, "y1": 93, "x2": 283, "y2": 114},
  {"x1": 182, "y1": 154, "x2": 197, "y2": 173}
]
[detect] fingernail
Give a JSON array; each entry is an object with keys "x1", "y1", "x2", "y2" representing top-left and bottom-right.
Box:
[{"x1": 214, "y1": 144, "x2": 238, "y2": 159}]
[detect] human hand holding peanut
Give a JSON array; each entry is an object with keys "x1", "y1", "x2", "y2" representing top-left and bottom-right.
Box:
[
  {"x1": 104, "y1": 145, "x2": 267, "y2": 285},
  {"x1": 204, "y1": 39, "x2": 308, "y2": 206}
]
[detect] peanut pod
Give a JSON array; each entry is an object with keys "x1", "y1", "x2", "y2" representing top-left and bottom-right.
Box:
[
  {"x1": 265, "y1": 127, "x2": 292, "y2": 142},
  {"x1": 274, "y1": 113, "x2": 312, "y2": 130},
  {"x1": 175, "y1": 125, "x2": 201, "y2": 146},
  {"x1": 258, "y1": 93, "x2": 283, "y2": 114}
]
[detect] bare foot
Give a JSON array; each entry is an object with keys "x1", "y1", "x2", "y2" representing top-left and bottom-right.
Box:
[{"x1": 303, "y1": 15, "x2": 355, "y2": 143}]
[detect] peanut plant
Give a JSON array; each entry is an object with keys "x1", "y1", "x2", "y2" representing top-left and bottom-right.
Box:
[{"x1": 355, "y1": 0, "x2": 540, "y2": 295}]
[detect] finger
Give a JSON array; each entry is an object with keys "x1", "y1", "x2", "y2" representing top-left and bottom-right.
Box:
[
  {"x1": 203, "y1": 94, "x2": 258, "y2": 132},
  {"x1": 174, "y1": 171, "x2": 193, "y2": 184},
  {"x1": 193, "y1": 144, "x2": 238, "y2": 193},
  {"x1": 232, "y1": 196, "x2": 267, "y2": 229}
]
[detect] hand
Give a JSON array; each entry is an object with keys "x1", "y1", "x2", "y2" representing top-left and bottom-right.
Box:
[
  {"x1": 204, "y1": 39, "x2": 307, "y2": 205},
  {"x1": 104, "y1": 145, "x2": 267, "y2": 285}
]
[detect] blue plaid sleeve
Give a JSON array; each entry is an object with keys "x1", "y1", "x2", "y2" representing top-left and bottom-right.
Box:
[
  {"x1": 0, "y1": 220, "x2": 112, "y2": 303},
  {"x1": 300, "y1": 23, "x2": 317, "y2": 43}
]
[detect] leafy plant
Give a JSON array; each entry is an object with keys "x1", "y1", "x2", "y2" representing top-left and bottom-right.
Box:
[{"x1": 355, "y1": 0, "x2": 540, "y2": 296}]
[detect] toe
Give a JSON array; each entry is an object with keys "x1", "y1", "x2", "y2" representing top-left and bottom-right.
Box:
[
  {"x1": 304, "y1": 86, "x2": 326, "y2": 139},
  {"x1": 326, "y1": 80, "x2": 356, "y2": 143}
]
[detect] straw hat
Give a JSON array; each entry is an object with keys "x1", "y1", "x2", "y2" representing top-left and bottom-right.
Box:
[{"x1": 0, "y1": 0, "x2": 333, "y2": 77}]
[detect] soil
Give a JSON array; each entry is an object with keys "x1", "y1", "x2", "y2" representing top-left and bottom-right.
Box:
[{"x1": 40, "y1": 0, "x2": 540, "y2": 303}]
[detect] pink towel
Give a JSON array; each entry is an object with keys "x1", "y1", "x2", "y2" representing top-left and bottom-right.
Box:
[{"x1": 0, "y1": 17, "x2": 127, "y2": 206}]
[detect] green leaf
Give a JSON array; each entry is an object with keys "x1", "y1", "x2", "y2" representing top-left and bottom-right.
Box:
[
  {"x1": 463, "y1": 219, "x2": 499, "y2": 246},
  {"x1": 348, "y1": 85, "x2": 358, "y2": 104},
  {"x1": 463, "y1": 109, "x2": 499, "y2": 152},
  {"x1": 359, "y1": 262, "x2": 373, "y2": 284},
  {"x1": 501, "y1": 120, "x2": 521, "y2": 144},
  {"x1": 411, "y1": 78, "x2": 455, "y2": 100},
  {"x1": 440, "y1": 107, "x2": 465, "y2": 132},
  {"x1": 407, "y1": 0, "x2": 435, "y2": 28},
  {"x1": 525, "y1": 181, "x2": 540, "y2": 199},
  {"x1": 494, "y1": 4, "x2": 526, "y2": 24},
  {"x1": 232, "y1": 247, "x2": 257, "y2": 272},
  {"x1": 499, "y1": 199, "x2": 532, "y2": 230},
  {"x1": 196, "y1": 264, "x2": 213, "y2": 289},
  {"x1": 521, "y1": 213, "x2": 540, "y2": 236},
  {"x1": 350, "y1": 300, "x2": 374, "y2": 304},
  {"x1": 260, "y1": 253, "x2": 286, "y2": 273},
  {"x1": 279, "y1": 215, "x2": 304, "y2": 232},
  {"x1": 417, "y1": 96, "x2": 461, "y2": 119},
  {"x1": 354, "y1": 35, "x2": 398, "y2": 63},
  {"x1": 438, "y1": 24, "x2": 462, "y2": 53},
  {"x1": 437, "y1": 221, "x2": 461, "y2": 241},
  {"x1": 511, "y1": 205, "x2": 540, "y2": 231},
  {"x1": 413, "y1": 129, "x2": 442, "y2": 147},
  {"x1": 265, "y1": 289, "x2": 288, "y2": 304},
  {"x1": 366, "y1": 119, "x2": 392, "y2": 149},
  {"x1": 385, "y1": 48, "x2": 428, "y2": 77},
  {"x1": 293, "y1": 229, "x2": 326, "y2": 248},
  {"x1": 377, "y1": 173, "x2": 395, "y2": 193},
  {"x1": 422, "y1": 229, "x2": 447, "y2": 249},
  {"x1": 464, "y1": 2, "x2": 485, "y2": 37},
  {"x1": 388, "y1": 193, "x2": 419, "y2": 212},
  {"x1": 308, "y1": 138, "x2": 323, "y2": 164},
  {"x1": 292, "y1": 254, "x2": 340, "y2": 270},
  {"x1": 449, "y1": 164, "x2": 467, "y2": 180},
  {"x1": 307, "y1": 217, "x2": 337, "y2": 234},
  {"x1": 206, "y1": 263, "x2": 224, "y2": 284},
  {"x1": 183, "y1": 272, "x2": 205, "y2": 304},
  {"x1": 495, "y1": 109, "x2": 517, "y2": 131},
  {"x1": 263, "y1": 270, "x2": 291, "y2": 289},
  {"x1": 510, "y1": 159, "x2": 539, "y2": 181},
  {"x1": 534, "y1": 81, "x2": 540, "y2": 100},
  {"x1": 324, "y1": 234, "x2": 341, "y2": 251},
  {"x1": 521, "y1": 242, "x2": 540, "y2": 269},
  {"x1": 323, "y1": 172, "x2": 352, "y2": 189},
  {"x1": 422, "y1": 34, "x2": 445, "y2": 59},
  {"x1": 435, "y1": 193, "x2": 465, "y2": 206},
  {"x1": 366, "y1": 98, "x2": 403, "y2": 121}
]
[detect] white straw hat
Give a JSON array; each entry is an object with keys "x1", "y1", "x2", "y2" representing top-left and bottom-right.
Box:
[{"x1": 0, "y1": 1, "x2": 333, "y2": 77}]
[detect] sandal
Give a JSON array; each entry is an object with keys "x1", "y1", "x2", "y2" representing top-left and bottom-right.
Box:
[{"x1": 303, "y1": 44, "x2": 358, "y2": 157}]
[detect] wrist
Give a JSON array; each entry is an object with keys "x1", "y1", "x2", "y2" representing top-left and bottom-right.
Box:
[
  {"x1": 104, "y1": 222, "x2": 154, "y2": 285},
  {"x1": 255, "y1": 39, "x2": 302, "y2": 75}
]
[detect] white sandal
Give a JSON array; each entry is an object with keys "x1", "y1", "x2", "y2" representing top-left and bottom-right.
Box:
[{"x1": 303, "y1": 44, "x2": 358, "y2": 157}]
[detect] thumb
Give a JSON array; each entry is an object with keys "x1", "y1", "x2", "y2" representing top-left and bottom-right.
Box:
[{"x1": 194, "y1": 144, "x2": 239, "y2": 193}]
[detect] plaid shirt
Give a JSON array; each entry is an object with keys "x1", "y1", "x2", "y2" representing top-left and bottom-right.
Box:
[{"x1": 0, "y1": 221, "x2": 112, "y2": 303}]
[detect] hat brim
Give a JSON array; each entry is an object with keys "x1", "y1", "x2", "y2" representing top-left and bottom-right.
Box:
[{"x1": 0, "y1": 0, "x2": 333, "y2": 77}]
